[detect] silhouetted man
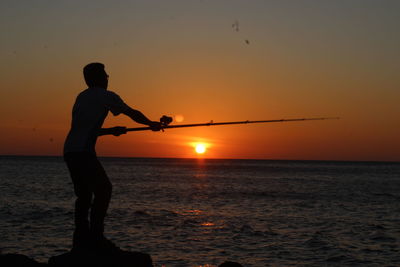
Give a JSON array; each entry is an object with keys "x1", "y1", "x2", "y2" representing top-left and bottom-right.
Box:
[{"x1": 64, "y1": 63, "x2": 161, "y2": 253}]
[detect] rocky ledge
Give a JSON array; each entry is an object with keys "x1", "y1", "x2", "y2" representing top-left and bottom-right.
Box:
[{"x1": 0, "y1": 252, "x2": 243, "y2": 267}]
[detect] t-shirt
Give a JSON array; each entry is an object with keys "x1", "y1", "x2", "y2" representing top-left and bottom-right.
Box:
[{"x1": 64, "y1": 87, "x2": 129, "y2": 155}]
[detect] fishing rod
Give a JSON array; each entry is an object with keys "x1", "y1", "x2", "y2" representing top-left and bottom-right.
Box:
[{"x1": 126, "y1": 116, "x2": 340, "y2": 132}]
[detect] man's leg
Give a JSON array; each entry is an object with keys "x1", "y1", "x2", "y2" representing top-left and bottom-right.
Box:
[
  {"x1": 65, "y1": 153, "x2": 93, "y2": 250},
  {"x1": 73, "y1": 185, "x2": 92, "y2": 249},
  {"x1": 87, "y1": 157, "x2": 112, "y2": 240}
]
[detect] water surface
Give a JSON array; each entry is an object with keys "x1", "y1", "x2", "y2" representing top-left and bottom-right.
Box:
[{"x1": 0, "y1": 156, "x2": 399, "y2": 266}]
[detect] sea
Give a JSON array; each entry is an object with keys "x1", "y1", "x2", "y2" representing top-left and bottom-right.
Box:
[{"x1": 0, "y1": 156, "x2": 399, "y2": 266}]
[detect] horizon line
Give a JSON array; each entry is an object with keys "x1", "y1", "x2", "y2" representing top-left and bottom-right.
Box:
[{"x1": 0, "y1": 154, "x2": 399, "y2": 164}]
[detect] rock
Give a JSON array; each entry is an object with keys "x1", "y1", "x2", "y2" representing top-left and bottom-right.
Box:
[
  {"x1": 48, "y1": 250, "x2": 153, "y2": 267},
  {"x1": 218, "y1": 261, "x2": 243, "y2": 267},
  {"x1": 0, "y1": 253, "x2": 47, "y2": 266}
]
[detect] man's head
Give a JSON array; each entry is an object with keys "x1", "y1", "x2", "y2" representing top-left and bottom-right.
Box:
[{"x1": 83, "y1": 63, "x2": 108, "y2": 89}]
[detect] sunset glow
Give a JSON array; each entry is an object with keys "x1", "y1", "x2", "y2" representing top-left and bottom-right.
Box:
[
  {"x1": 0, "y1": 1, "x2": 399, "y2": 161},
  {"x1": 195, "y1": 144, "x2": 206, "y2": 154}
]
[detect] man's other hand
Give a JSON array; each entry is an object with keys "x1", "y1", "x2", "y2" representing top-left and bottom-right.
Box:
[
  {"x1": 111, "y1": 126, "x2": 127, "y2": 136},
  {"x1": 149, "y1": 121, "x2": 163, "y2": 131}
]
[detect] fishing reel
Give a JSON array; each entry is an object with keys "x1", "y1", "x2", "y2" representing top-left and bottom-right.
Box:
[{"x1": 160, "y1": 115, "x2": 173, "y2": 128}]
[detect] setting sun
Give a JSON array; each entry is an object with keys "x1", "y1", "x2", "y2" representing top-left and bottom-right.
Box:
[{"x1": 195, "y1": 144, "x2": 206, "y2": 154}]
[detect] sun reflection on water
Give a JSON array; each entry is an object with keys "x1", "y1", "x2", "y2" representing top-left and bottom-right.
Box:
[
  {"x1": 200, "y1": 222, "x2": 215, "y2": 227},
  {"x1": 177, "y1": 209, "x2": 203, "y2": 216}
]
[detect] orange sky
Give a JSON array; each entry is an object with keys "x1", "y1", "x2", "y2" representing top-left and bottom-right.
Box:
[{"x1": 0, "y1": 1, "x2": 399, "y2": 161}]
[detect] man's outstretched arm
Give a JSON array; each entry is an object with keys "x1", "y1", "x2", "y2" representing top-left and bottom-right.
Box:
[
  {"x1": 97, "y1": 108, "x2": 162, "y2": 136},
  {"x1": 122, "y1": 107, "x2": 162, "y2": 131}
]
